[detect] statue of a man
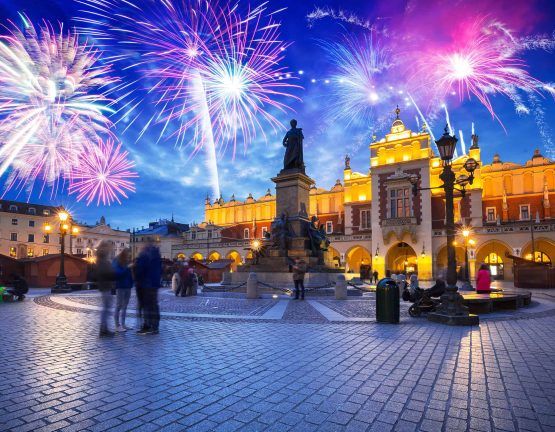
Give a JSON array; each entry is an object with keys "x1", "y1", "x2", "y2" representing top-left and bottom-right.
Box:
[
  {"x1": 271, "y1": 213, "x2": 289, "y2": 255},
  {"x1": 282, "y1": 119, "x2": 304, "y2": 171}
]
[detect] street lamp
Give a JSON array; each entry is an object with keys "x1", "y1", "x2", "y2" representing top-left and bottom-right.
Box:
[
  {"x1": 47, "y1": 210, "x2": 78, "y2": 293},
  {"x1": 411, "y1": 125, "x2": 479, "y2": 325}
]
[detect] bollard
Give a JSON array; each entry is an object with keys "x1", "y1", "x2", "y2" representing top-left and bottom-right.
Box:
[
  {"x1": 247, "y1": 272, "x2": 259, "y2": 299},
  {"x1": 335, "y1": 275, "x2": 347, "y2": 300}
]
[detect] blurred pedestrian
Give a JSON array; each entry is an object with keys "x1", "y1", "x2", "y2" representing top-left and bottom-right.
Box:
[
  {"x1": 292, "y1": 257, "x2": 307, "y2": 300},
  {"x1": 95, "y1": 241, "x2": 116, "y2": 337},
  {"x1": 113, "y1": 248, "x2": 133, "y2": 332},
  {"x1": 372, "y1": 270, "x2": 379, "y2": 284},
  {"x1": 135, "y1": 242, "x2": 162, "y2": 335},
  {"x1": 171, "y1": 266, "x2": 181, "y2": 296},
  {"x1": 6, "y1": 274, "x2": 28, "y2": 301}
]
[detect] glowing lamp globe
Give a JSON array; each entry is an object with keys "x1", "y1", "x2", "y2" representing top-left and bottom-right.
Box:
[{"x1": 435, "y1": 125, "x2": 458, "y2": 161}]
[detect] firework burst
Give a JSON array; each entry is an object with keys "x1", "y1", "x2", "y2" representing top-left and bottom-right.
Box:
[
  {"x1": 410, "y1": 19, "x2": 543, "y2": 119},
  {"x1": 69, "y1": 138, "x2": 138, "y2": 206},
  {"x1": 319, "y1": 35, "x2": 393, "y2": 129},
  {"x1": 0, "y1": 15, "x2": 117, "y2": 197},
  {"x1": 77, "y1": 0, "x2": 299, "y2": 198}
]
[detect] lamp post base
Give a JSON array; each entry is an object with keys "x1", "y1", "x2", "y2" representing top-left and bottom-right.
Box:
[
  {"x1": 51, "y1": 276, "x2": 70, "y2": 294},
  {"x1": 427, "y1": 285, "x2": 479, "y2": 326}
]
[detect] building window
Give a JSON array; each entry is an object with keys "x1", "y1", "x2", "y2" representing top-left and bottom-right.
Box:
[
  {"x1": 29, "y1": 220, "x2": 35, "y2": 227},
  {"x1": 42, "y1": 248, "x2": 49, "y2": 256},
  {"x1": 486, "y1": 207, "x2": 496, "y2": 222},
  {"x1": 77, "y1": 248, "x2": 83, "y2": 255},
  {"x1": 77, "y1": 237, "x2": 82, "y2": 244},
  {"x1": 244, "y1": 228, "x2": 250, "y2": 239},
  {"x1": 43, "y1": 234, "x2": 49, "y2": 243},
  {"x1": 121, "y1": 242, "x2": 125, "y2": 247},
  {"x1": 11, "y1": 218, "x2": 17, "y2": 225},
  {"x1": 27, "y1": 247, "x2": 34, "y2": 258},
  {"x1": 191, "y1": 232, "x2": 196, "y2": 240},
  {"x1": 9, "y1": 247, "x2": 16, "y2": 257},
  {"x1": 389, "y1": 188, "x2": 410, "y2": 218},
  {"x1": 262, "y1": 227, "x2": 268, "y2": 238},
  {"x1": 28, "y1": 234, "x2": 35, "y2": 243},
  {"x1": 10, "y1": 233, "x2": 17, "y2": 241},
  {"x1": 360, "y1": 210, "x2": 371, "y2": 229},
  {"x1": 326, "y1": 221, "x2": 333, "y2": 234},
  {"x1": 28, "y1": 208, "x2": 36, "y2": 215},
  {"x1": 43, "y1": 209, "x2": 50, "y2": 216},
  {"x1": 207, "y1": 230, "x2": 213, "y2": 239},
  {"x1": 519, "y1": 205, "x2": 530, "y2": 221},
  {"x1": 9, "y1": 205, "x2": 17, "y2": 212}
]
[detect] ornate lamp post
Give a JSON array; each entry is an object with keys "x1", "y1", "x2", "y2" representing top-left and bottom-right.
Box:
[
  {"x1": 410, "y1": 126, "x2": 479, "y2": 325},
  {"x1": 47, "y1": 211, "x2": 79, "y2": 293}
]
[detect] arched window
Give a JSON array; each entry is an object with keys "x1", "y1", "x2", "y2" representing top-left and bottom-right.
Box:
[
  {"x1": 524, "y1": 251, "x2": 551, "y2": 263},
  {"x1": 485, "y1": 253, "x2": 503, "y2": 264}
]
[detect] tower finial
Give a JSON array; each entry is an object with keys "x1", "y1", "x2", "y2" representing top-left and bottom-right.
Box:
[{"x1": 395, "y1": 105, "x2": 400, "y2": 119}]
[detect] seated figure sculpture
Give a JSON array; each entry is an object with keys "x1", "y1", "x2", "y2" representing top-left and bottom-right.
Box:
[{"x1": 308, "y1": 216, "x2": 330, "y2": 263}]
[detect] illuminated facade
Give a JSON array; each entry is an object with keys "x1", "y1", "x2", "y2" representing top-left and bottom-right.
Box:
[{"x1": 173, "y1": 112, "x2": 555, "y2": 281}]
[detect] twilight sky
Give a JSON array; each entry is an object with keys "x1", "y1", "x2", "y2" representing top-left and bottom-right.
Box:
[{"x1": 0, "y1": 0, "x2": 554, "y2": 231}]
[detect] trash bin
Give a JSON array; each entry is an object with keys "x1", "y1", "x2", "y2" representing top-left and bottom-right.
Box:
[{"x1": 376, "y1": 278, "x2": 400, "y2": 323}]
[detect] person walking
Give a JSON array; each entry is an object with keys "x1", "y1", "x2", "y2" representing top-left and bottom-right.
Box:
[
  {"x1": 372, "y1": 270, "x2": 379, "y2": 284},
  {"x1": 135, "y1": 242, "x2": 162, "y2": 335},
  {"x1": 113, "y1": 249, "x2": 133, "y2": 332},
  {"x1": 292, "y1": 257, "x2": 307, "y2": 300},
  {"x1": 476, "y1": 263, "x2": 492, "y2": 294},
  {"x1": 95, "y1": 241, "x2": 116, "y2": 337},
  {"x1": 171, "y1": 265, "x2": 181, "y2": 296}
]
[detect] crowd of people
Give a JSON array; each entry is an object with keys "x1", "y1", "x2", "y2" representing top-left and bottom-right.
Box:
[{"x1": 94, "y1": 240, "x2": 162, "y2": 337}]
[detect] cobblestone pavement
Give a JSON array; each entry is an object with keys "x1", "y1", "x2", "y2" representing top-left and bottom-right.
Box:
[{"x1": 1, "y1": 292, "x2": 555, "y2": 432}]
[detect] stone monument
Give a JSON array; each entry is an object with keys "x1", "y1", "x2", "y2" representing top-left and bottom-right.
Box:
[{"x1": 235, "y1": 120, "x2": 338, "y2": 282}]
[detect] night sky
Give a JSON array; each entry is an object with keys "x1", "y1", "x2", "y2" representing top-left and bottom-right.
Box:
[{"x1": 0, "y1": 0, "x2": 554, "y2": 231}]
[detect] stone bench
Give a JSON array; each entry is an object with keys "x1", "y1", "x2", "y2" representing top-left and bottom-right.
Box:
[{"x1": 462, "y1": 291, "x2": 532, "y2": 314}]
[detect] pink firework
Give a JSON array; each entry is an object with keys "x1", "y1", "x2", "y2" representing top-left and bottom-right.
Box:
[
  {"x1": 69, "y1": 139, "x2": 138, "y2": 206},
  {"x1": 410, "y1": 19, "x2": 542, "y2": 117}
]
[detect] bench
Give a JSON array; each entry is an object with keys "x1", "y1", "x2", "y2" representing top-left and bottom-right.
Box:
[
  {"x1": 462, "y1": 291, "x2": 532, "y2": 314},
  {"x1": 461, "y1": 294, "x2": 493, "y2": 314}
]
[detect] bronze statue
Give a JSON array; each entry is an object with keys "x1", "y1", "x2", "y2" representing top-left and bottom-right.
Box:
[
  {"x1": 307, "y1": 216, "x2": 330, "y2": 263},
  {"x1": 271, "y1": 213, "x2": 289, "y2": 255},
  {"x1": 282, "y1": 119, "x2": 304, "y2": 171}
]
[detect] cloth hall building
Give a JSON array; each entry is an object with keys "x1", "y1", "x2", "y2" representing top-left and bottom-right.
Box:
[{"x1": 172, "y1": 113, "x2": 555, "y2": 282}]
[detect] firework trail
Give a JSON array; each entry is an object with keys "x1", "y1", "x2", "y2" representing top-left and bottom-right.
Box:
[
  {"x1": 76, "y1": 0, "x2": 299, "y2": 197},
  {"x1": 307, "y1": 7, "x2": 376, "y2": 31},
  {"x1": 0, "y1": 15, "x2": 118, "y2": 198},
  {"x1": 69, "y1": 138, "x2": 138, "y2": 206},
  {"x1": 459, "y1": 130, "x2": 466, "y2": 156}
]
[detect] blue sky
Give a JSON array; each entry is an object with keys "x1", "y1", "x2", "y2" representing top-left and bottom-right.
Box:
[{"x1": 0, "y1": 0, "x2": 554, "y2": 230}]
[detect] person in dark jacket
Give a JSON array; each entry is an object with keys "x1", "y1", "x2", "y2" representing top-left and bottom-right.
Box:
[
  {"x1": 135, "y1": 242, "x2": 162, "y2": 335},
  {"x1": 113, "y1": 249, "x2": 133, "y2": 332},
  {"x1": 292, "y1": 257, "x2": 307, "y2": 300},
  {"x1": 95, "y1": 241, "x2": 116, "y2": 337},
  {"x1": 6, "y1": 274, "x2": 28, "y2": 301}
]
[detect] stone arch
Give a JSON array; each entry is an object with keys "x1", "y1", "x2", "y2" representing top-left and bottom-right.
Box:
[
  {"x1": 191, "y1": 252, "x2": 204, "y2": 261},
  {"x1": 521, "y1": 237, "x2": 555, "y2": 264},
  {"x1": 226, "y1": 250, "x2": 242, "y2": 271},
  {"x1": 208, "y1": 251, "x2": 221, "y2": 262},
  {"x1": 345, "y1": 245, "x2": 371, "y2": 273},
  {"x1": 523, "y1": 171, "x2": 534, "y2": 193},
  {"x1": 475, "y1": 240, "x2": 513, "y2": 281},
  {"x1": 324, "y1": 246, "x2": 341, "y2": 269},
  {"x1": 434, "y1": 243, "x2": 466, "y2": 280},
  {"x1": 385, "y1": 242, "x2": 417, "y2": 275}
]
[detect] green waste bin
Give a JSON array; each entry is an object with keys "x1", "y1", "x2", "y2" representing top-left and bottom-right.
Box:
[{"x1": 376, "y1": 278, "x2": 400, "y2": 323}]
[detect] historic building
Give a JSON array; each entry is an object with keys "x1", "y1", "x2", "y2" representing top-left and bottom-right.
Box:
[
  {"x1": 0, "y1": 200, "x2": 130, "y2": 261},
  {"x1": 132, "y1": 218, "x2": 189, "y2": 260},
  {"x1": 172, "y1": 111, "x2": 555, "y2": 281}
]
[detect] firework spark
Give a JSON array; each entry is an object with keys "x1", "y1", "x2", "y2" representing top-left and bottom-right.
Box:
[
  {"x1": 77, "y1": 0, "x2": 299, "y2": 198},
  {"x1": 319, "y1": 35, "x2": 393, "y2": 130},
  {"x1": 411, "y1": 19, "x2": 543, "y2": 119},
  {"x1": 69, "y1": 138, "x2": 138, "y2": 206},
  {"x1": 0, "y1": 15, "x2": 117, "y2": 197}
]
